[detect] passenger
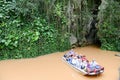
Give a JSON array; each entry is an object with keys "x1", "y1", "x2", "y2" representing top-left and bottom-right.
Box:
[
  {"x1": 81, "y1": 55, "x2": 88, "y2": 62},
  {"x1": 80, "y1": 60, "x2": 87, "y2": 69},
  {"x1": 90, "y1": 59, "x2": 98, "y2": 67},
  {"x1": 75, "y1": 58, "x2": 80, "y2": 67},
  {"x1": 64, "y1": 49, "x2": 74, "y2": 58},
  {"x1": 67, "y1": 49, "x2": 75, "y2": 57},
  {"x1": 88, "y1": 60, "x2": 99, "y2": 73},
  {"x1": 77, "y1": 54, "x2": 82, "y2": 59},
  {"x1": 77, "y1": 58, "x2": 82, "y2": 68},
  {"x1": 78, "y1": 58, "x2": 82, "y2": 63},
  {"x1": 72, "y1": 56, "x2": 78, "y2": 65},
  {"x1": 64, "y1": 54, "x2": 67, "y2": 58},
  {"x1": 68, "y1": 57, "x2": 72, "y2": 63},
  {"x1": 86, "y1": 61, "x2": 93, "y2": 73}
]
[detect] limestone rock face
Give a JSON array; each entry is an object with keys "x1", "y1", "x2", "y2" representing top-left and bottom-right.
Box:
[{"x1": 69, "y1": 34, "x2": 77, "y2": 46}]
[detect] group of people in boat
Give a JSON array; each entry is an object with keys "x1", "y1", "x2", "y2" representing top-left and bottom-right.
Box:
[{"x1": 63, "y1": 49, "x2": 104, "y2": 74}]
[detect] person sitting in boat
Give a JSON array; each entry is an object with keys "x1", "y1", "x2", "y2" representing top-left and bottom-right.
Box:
[
  {"x1": 80, "y1": 60, "x2": 88, "y2": 70},
  {"x1": 90, "y1": 59, "x2": 98, "y2": 66},
  {"x1": 75, "y1": 57, "x2": 81, "y2": 67},
  {"x1": 77, "y1": 54, "x2": 82, "y2": 59},
  {"x1": 66, "y1": 49, "x2": 76, "y2": 57},
  {"x1": 67, "y1": 56, "x2": 73, "y2": 63},
  {"x1": 71, "y1": 56, "x2": 78, "y2": 65},
  {"x1": 69, "y1": 49, "x2": 75, "y2": 55},
  {"x1": 64, "y1": 49, "x2": 74, "y2": 58},
  {"x1": 86, "y1": 60, "x2": 99, "y2": 73},
  {"x1": 81, "y1": 55, "x2": 88, "y2": 62},
  {"x1": 91, "y1": 60, "x2": 104, "y2": 71},
  {"x1": 85, "y1": 61, "x2": 93, "y2": 73}
]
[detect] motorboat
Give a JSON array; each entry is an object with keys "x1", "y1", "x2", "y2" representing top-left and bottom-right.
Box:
[{"x1": 62, "y1": 50, "x2": 104, "y2": 75}]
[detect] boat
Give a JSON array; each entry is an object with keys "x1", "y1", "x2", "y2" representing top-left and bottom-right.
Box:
[{"x1": 62, "y1": 50, "x2": 104, "y2": 75}]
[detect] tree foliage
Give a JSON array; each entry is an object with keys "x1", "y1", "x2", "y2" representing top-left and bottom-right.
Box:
[
  {"x1": 97, "y1": 0, "x2": 120, "y2": 51},
  {"x1": 0, "y1": 0, "x2": 70, "y2": 60},
  {"x1": 0, "y1": 0, "x2": 120, "y2": 60}
]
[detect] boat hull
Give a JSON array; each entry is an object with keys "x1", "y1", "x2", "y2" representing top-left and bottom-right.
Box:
[{"x1": 62, "y1": 57, "x2": 104, "y2": 76}]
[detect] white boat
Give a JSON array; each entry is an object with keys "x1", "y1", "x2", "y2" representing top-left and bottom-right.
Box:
[{"x1": 62, "y1": 51, "x2": 104, "y2": 75}]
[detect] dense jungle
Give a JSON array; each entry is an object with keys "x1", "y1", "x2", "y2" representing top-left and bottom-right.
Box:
[{"x1": 0, "y1": 0, "x2": 120, "y2": 60}]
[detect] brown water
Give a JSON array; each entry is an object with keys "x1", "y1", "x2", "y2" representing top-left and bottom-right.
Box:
[{"x1": 0, "y1": 46, "x2": 120, "y2": 80}]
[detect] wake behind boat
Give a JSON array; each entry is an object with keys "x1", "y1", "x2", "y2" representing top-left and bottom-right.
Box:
[{"x1": 62, "y1": 50, "x2": 104, "y2": 75}]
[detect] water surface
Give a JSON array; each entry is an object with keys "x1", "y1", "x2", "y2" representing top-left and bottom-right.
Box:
[{"x1": 0, "y1": 46, "x2": 120, "y2": 80}]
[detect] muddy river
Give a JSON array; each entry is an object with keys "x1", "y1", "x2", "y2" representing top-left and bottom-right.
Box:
[{"x1": 0, "y1": 46, "x2": 120, "y2": 80}]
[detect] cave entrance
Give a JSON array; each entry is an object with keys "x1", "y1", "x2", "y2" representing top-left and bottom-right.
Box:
[{"x1": 85, "y1": 0, "x2": 102, "y2": 47}]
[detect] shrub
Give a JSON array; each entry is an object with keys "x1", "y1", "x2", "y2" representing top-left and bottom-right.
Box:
[{"x1": 97, "y1": 1, "x2": 120, "y2": 51}]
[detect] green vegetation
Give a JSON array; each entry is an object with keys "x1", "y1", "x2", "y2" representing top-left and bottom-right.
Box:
[
  {"x1": 0, "y1": 0, "x2": 70, "y2": 60},
  {"x1": 97, "y1": 1, "x2": 120, "y2": 51},
  {"x1": 0, "y1": 0, "x2": 119, "y2": 60}
]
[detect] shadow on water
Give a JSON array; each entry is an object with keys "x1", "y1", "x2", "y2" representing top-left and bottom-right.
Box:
[{"x1": 85, "y1": 74, "x2": 103, "y2": 78}]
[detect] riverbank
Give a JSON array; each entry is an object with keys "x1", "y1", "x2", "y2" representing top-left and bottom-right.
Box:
[{"x1": 0, "y1": 46, "x2": 119, "y2": 80}]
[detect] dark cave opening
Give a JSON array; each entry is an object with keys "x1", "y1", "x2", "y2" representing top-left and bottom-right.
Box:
[{"x1": 85, "y1": 0, "x2": 102, "y2": 47}]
